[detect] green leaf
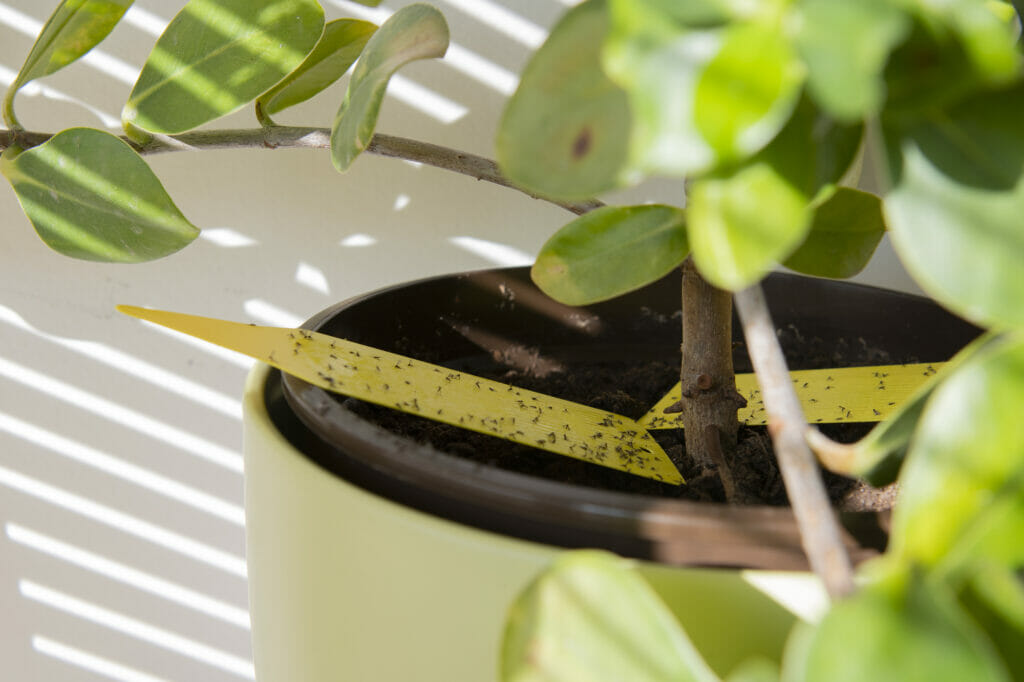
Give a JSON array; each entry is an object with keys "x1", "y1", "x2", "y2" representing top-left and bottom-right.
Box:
[
  {"x1": 602, "y1": 0, "x2": 720, "y2": 177},
  {"x1": 724, "y1": 659, "x2": 779, "y2": 682},
  {"x1": 813, "y1": 119, "x2": 864, "y2": 191},
  {"x1": 889, "y1": 335, "x2": 1024, "y2": 571},
  {"x1": 883, "y1": 83, "x2": 1024, "y2": 329},
  {"x1": 783, "y1": 188, "x2": 885, "y2": 279},
  {"x1": 0, "y1": 128, "x2": 199, "y2": 262},
  {"x1": 793, "y1": 0, "x2": 910, "y2": 122},
  {"x1": 626, "y1": 0, "x2": 735, "y2": 26},
  {"x1": 123, "y1": 0, "x2": 325, "y2": 134},
  {"x1": 959, "y1": 563, "x2": 1024, "y2": 679},
  {"x1": 496, "y1": 0, "x2": 630, "y2": 199},
  {"x1": 687, "y1": 99, "x2": 826, "y2": 290},
  {"x1": 3, "y1": 0, "x2": 134, "y2": 129},
  {"x1": 531, "y1": 204, "x2": 688, "y2": 305},
  {"x1": 688, "y1": 164, "x2": 809, "y2": 290},
  {"x1": 693, "y1": 21, "x2": 805, "y2": 163},
  {"x1": 331, "y1": 4, "x2": 449, "y2": 172},
  {"x1": 501, "y1": 550, "x2": 720, "y2": 682},
  {"x1": 883, "y1": 1, "x2": 1021, "y2": 117},
  {"x1": 942, "y1": 0, "x2": 1021, "y2": 86},
  {"x1": 800, "y1": 573, "x2": 1010, "y2": 682},
  {"x1": 257, "y1": 19, "x2": 377, "y2": 120}
]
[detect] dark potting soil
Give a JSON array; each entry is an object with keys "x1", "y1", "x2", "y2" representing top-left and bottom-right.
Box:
[{"x1": 348, "y1": 324, "x2": 904, "y2": 506}]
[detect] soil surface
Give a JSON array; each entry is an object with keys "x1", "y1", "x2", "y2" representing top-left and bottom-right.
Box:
[{"x1": 348, "y1": 323, "x2": 907, "y2": 506}]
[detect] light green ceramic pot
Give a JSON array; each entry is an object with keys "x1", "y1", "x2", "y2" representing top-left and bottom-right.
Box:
[
  {"x1": 245, "y1": 363, "x2": 828, "y2": 682},
  {"x1": 242, "y1": 267, "x2": 976, "y2": 681}
]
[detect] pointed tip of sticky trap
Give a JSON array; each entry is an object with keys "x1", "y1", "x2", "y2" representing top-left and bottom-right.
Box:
[
  {"x1": 648, "y1": 452, "x2": 684, "y2": 485},
  {"x1": 116, "y1": 305, "x2": 685, "y2": 485}
]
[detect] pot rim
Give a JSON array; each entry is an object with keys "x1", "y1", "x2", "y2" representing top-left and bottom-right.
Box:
[{"x1": 272, "y1": 267, "x2": 977, "y2": 570}]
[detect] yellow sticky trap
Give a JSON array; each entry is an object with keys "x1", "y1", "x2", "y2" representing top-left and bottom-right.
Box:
[
  {"x1": 640, "y1": 363, "x2": 945, "y2": 430},
  {"x1": 118, "y1": 306, "x2": 683, "y2": 485}
]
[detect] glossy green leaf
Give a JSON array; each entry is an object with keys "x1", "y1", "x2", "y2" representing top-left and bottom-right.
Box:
[
  {"x1": 497, "y1": 0, "x2": 630, "y2": 199},
  {"x1": 688, "y1": 165, "x2": 809, "y2": 290},
  {"x1": 501, "y1": 551, "x2": 720, "y2": 682},
  {"x1": 783, "y1": 188, "x2": 885, "y2": 279},
  {"x1": 883, "y1": 83, "x2": 1024, "y2": 329},
  {"x1": 257, "y1": 19, "x2": 376, "y2": 120},
  {"x1": 0, "y1": 128, "x2": 198, "y2": 262},
  {"x1": 687, "y1": 100, "x2": 825, "y2": 290},
  {"x1": 889, "y1": 335, "x2": 1024, "y2": 570},
  {"x1": 123, "y1": 0, "x2": 324, "y2": 134},
  {"x1": 531, "y1": 204, "x2": 688, "y2": 305},
  {"x1": 331, "y1": 4, "x2": 448, "y2": 172},
  {"x1": 694, "y1": 21, "x2": 805, "y2": 163},
  {"x1": 800, "y1": 574, "x2": 1010, "y2": 682},
  {"x1": 3, "y1": 0, "x2": 134, "y2": 129},
  {"x1": 793, "y1": 0, "x2": 910, "y2": 121}
]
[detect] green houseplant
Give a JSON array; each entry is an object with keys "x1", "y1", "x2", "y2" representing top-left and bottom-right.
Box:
[
  {"x1": 1, "y1": 0, "x2": 1022, "y2": 680},
  {"x1": 495, "y1": 1, "x2": 1024, "y2": 680}
]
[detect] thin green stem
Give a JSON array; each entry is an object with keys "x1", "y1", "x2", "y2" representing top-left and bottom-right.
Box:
[
  {"x1": 254, "y1": 100, "x2": 276, "y2": 128},
  {"x1": 2, "y1": 83, "x2": 23, "y2": 132}
]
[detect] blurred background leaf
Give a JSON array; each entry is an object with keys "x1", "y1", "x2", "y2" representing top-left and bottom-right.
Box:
[
  {"x1": 783, "y1": 188, "x2": 885, "y2": 279},
  {"x1": 800, "y1": 573, "x2": 1010, "y2": 682},
  {"x1": 793, "y1": 0, "x2": 909, "y2": 122},
  {"x1": 883, "y1": 83, "x2": 1024, "y2": 329},
  {"x1": 889, "y1": 335, "x2": 1024, "y2": 572},
  {"x1": 501, "y1": 551, "x2": 720, "y2": 682}
]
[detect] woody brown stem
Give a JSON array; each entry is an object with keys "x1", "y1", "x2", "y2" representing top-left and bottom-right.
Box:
[
  {"x1": 0, "y1": 127, "x2": 602, "y2": 216},
  {"x1": 679, "y1": 257, "x2": 746, "y2": 467}
]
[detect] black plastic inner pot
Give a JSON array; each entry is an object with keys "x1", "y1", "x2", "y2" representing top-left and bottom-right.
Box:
[{"x1": 264, "y1": 267, "x2": 980, "y2": 570}]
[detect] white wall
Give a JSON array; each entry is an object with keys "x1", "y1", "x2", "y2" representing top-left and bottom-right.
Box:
[{"x1": 0, "y1": 2, "x2": 918, "y2": 680}]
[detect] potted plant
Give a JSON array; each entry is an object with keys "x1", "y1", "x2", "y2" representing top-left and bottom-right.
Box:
[{"x1": 2, "y1": 1, "x2": 1022, "y2": 681}]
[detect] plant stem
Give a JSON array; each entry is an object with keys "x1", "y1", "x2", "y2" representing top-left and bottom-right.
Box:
[
  {"x1": 0, "y1": 126, "x2": 603, "y2": 216},
  {"x1": 2, "y1": 85, "x2": 23, "y2": 132},
  {"x1": 679, "y1": 257, "x2": 745, "y2": 467},
  {"x1": 734, "y1": 283, "x2": 856, "y2": 600}
]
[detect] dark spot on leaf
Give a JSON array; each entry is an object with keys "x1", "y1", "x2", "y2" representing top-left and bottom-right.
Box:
[{"x1": 571, "y1": 127, "x2": 592, "y2": 160}]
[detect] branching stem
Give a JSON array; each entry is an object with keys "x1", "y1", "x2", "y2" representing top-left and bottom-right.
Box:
[
  {"x1": 734, "y1": 283, "x2": 856, "y2": 599},
  {"x1": 0, "y1": 126, "x2": 602, "y2": 216}
]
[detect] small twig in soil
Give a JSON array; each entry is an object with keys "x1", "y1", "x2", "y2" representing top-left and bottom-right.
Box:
[
  {"x1": 702, "y1": 425, "x2": 736, "y2": 503},
  {"x1": 734, "y1": 284, "x2": 856, "y2": 600}
]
